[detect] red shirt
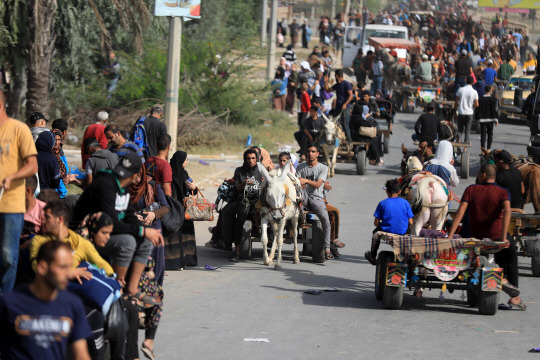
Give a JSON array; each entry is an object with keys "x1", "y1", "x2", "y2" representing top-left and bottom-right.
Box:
[
  {"x1": 461, "y1": 183, "x2": 509, "y2": 240},
  {"x1": 300, "y1": 91, "x2": 311, "y2": 113},
  {"x1": 81, "y1": 123, "x2": 108, "y2": 168},
  {"x1": 146, "y1": 157, "x2": 172, "y2": 185}
]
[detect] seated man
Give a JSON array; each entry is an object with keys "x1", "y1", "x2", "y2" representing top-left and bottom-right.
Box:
[
  {"x1": 412, "y1": 103, "x2": 440, "y2": 142},
  {"x1": 72, "y1": 153, "x2": 163, "y2": 305},
  {"x1": 221, "y1": 149, "x2": 263, "y2": 262},
  {"x1": 365, "y1": 179, "x2": 413, "y2": 265},
  {"x1": 0, "y1": 240, "x2": 92, "y2": 360},
  {"x1": 418, "y1": 136, "x2": 435, "y2": 163},
  {"x1": 494, "y1": 150, "x2": 524, "y2": 211},
  {"x1": 84, "y1": 137, "x2": 119, "y2": 186},
  {"x1": 447, "y1": 164, "x2": 524, "y2": 309},
  {"x1": 294, "y1": 106, "x2": 324, "y2": 160},
  {"x1": 296, "y1": 144, "x2": 334, "y2": 260}
]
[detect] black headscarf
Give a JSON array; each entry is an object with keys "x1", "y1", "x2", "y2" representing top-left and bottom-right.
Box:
[
  {"x1": 170, "y1": 150, "x2": 190, "y2": 201},
  {"x1": 275, "y1": 66, "x2": 285, "y2": 80}
]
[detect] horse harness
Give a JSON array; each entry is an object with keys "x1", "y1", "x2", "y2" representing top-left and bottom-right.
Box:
[{"x1": 257, "y1": 176, "x2": 302, "y2": 221}]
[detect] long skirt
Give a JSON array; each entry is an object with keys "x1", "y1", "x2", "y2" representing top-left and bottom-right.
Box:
[{"x1": 164, "y1": 220, "x2": 198, "y2": 270}]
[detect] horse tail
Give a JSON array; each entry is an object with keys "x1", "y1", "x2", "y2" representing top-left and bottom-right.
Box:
[{"x1": 529, "y1": 165, "x2": 540, "y2": 212}]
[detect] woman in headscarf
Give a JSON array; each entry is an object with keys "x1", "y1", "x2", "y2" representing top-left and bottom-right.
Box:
[
  {"x1": 424, "y1": 140, "x2": 459, "y2": 187},
  {"x1": 351, "y1": 103, "x2": 383, "y2": 166},
  {"x1": 285, "y1": 63, "x2": 298, "y2": 114},
  {"x1": 35, "y1": 131, "x2": 63, "y2": 193},
  {"x1": 271, "y1": 66, "x2": 288, "y2": 112},
  {"x1": 165, "y1": 150, "x2": 198, "y2": 270}
]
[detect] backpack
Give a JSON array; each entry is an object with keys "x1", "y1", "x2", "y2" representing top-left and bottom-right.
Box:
[
  {"x1": 130, "y1": 117, "x2": 149, "y2": 158},
  {"x1": 215, "y1": 179, "x2": 236, "y2": 213}
]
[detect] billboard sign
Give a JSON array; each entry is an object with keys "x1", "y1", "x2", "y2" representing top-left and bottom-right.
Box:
[
  {"x1": 154, "y1": 0, "x2": 201, "y2": 17},
  {"x1": 478, "y1": 0, "x2": 540, "y2": 9}
]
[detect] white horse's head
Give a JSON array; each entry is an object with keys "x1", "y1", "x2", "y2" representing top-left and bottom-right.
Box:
[{"x1": 258, "y1": 162, "x2": 290, "y2": 220}]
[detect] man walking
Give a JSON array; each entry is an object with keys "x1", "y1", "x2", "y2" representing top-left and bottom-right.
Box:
[
  {"x1": 81, "y1": 111, "x2": 109, "y2": 168},
  {"x1": 476, "y1": 84, "x2": 499, "y2": 150},
  {"x1": 139, "y1": 105, "x2": 167, "y2": 159},
  {"x1": 0, "y1": 92, "x2": 38, "y2": 293},
  {"x1": 454, "y1": 49, "x2": 473, "y2": 94},
  {"x1": 455, "y1": 76, "x2": 479, "y2": 144}
]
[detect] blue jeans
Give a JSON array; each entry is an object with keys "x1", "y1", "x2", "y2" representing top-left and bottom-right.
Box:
[
  {"x1": 454, "y1": 77, "x2": 466, "y2": 95},
  {"x1": 371, "y1": 75, "x2": 383, "y2": 95},
  {"x1": 0, "y1": 213, "x2": 24, "y2": 293}
]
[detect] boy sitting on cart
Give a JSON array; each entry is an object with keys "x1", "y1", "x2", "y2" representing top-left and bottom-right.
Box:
[{"x1": 365, "y1": 179, "x2": 414, "y2": 265}]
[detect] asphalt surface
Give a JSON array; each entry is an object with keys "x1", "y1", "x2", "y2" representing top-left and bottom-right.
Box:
[{"x1": 155, "y1": 109, "x2": 539, "y2": 360}]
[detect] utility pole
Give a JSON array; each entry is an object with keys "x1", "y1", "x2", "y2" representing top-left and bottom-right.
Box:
[
  {"x1": 261, "y1": 0, "x2": 268, "y2": 47},
  {"x1": 266, "y1": 0, "x2": 277, "y2": 81},
  {"x1": 164, "y1": 16, "x2": 182, "y2": 155},
  {"x1": 331, "y1": 0, "x2": 336, "y2": 20}
]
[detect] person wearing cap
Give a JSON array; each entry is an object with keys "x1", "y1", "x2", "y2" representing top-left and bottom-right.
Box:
[
  {"x1": 415, "y1": 54, "x2": 433, "y2": 83},
  {"x1": 454, "y1": 49, "x2": 473, "y2": 94},
  {"x1": 455, "y1": 76, "x2": 479, "y2": 144},
  {"x1": 365, "y1": 178, "x2": 413, "y2": 265},
  {"x1": 81, "y1": 111, "x2": 109, "y2": 169},
  {"x1": 447, "y1": 164, "x2": 525, "y2": 310},
  {"x1": 28, "y1": 112, "x2": 49, "y2": 142},
  {"x1": 298, "y1": 61, "x2": 316, "y2": 89},
  {"x1": 495, "y1": 150, "x2": 524, "y2": 210},
  {"x1": 481, "y1": 59, "x2": 497, "y2": 85},
  {"x1": 413, "y1": 103, "x2": 441, "y2": 142},
  {"x1": 72, "y1": 152, "x2": 163, "y2": 305},
  {"x1": 138, "y1": 105, "x2": 167, "y2": 159},
  {"x1": 0, "y1": 91, "x2": 38, "y2": 293},
  {"x1": 476, "y1": 84, "x2": 499, "y2": 150}
]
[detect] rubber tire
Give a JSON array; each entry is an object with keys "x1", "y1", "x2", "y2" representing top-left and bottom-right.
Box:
[
  {"x1": 382, "y1": 258, "x2": 404, "y2": 309},
  {"x1": 311, "y1": 219, "x2": 325, "y2": 264},
  {"x1": 383, "y1": 133, "x2": 390, "y2": 154},
  {"x1": 356, "y1": 148, "x2": 366, "y2": 175},
  {"x1": 375, "y1": 251, "x2": 394, "y2": 301},
  {"x1": 531, "y1": 256, "x2": 540, "y2": 277},
  {"x1": 461, "y1": 151, "x2": 470, "y2": 179},
  {"x1": 478, "y1": 290, "x2": 500, "y2": 315},
  {"x1": 239, "y1": 220, "x2": 252, "y2": 260}
]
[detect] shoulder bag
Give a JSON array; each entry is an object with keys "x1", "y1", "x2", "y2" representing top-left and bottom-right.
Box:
[{"x1": 161, "y1": 195, "x2": 185, "y2": 234}]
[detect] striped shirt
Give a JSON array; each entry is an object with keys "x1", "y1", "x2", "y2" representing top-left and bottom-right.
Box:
[{"x1": 109, "y1": 139, "x2": 145, "y2": 163}]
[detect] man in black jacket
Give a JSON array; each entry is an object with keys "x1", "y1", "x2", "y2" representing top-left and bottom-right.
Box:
[
  {"x1": 72, "y1": 153, "x2": 163, "y2": 305},
  {"x1": 142, "y1": 106, "x2": 167, "y2": 159},
  {"x1": 412, "y1": 103, "x2": 441, "y2": 141},
  {"x1": 476, "y1": 84, "x2": 499, "y2": 150}
]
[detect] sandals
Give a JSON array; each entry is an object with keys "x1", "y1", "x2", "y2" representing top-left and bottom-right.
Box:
[
  {"x1": 131, "y1": 291, "x2": 161, "y2": 306},
  {"x1": 141, "y1": 345, "x2": 155, "y2": 360},
  {"x1": 507, "y1": 298, "x2": 527, "y2": 311},
  {"x1": 330, "y1": 247, "x2": 341, "y2": 258},
  {"x1": 325, "y1": 252, "x2": 335, "y2": 260},
  {"x1": 502, "y1": 282, "x2": 521, "y2": 298},
  {"x1": 332, "y1": 240, "x2": 346, "y2": 248}
]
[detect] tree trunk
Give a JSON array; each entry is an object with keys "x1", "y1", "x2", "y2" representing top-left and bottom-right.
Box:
[
  {"x1": 26, "y1": 0, "x2": 57, "y2": 117},
  {"x1": 343, "y1": 0, "x2": 351, "y2": 22}
]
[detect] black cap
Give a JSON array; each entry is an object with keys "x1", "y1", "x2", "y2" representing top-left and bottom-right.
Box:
[
  {"x1": 495, "y1": 150, "x2": 512, "y2": 164},
  {"x1": 113, "y1": 153, "x2": 143, "y2": 179},
  {"x1": 426, "y1": 102, "x2": 435, "y2": 111},
  {"x1": 28, "y1": 112, "x2": 48, "y2": 124}
]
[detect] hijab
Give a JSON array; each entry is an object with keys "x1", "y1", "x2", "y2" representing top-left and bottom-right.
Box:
[
  {"x1": 170, "y1": 150, "x2": 189, "y2": 201},
  {"x1": 52, "y1": 129, "x2": 67, "y2": 179},
  {"x1": 429, "y1": 140, "x2": 459, "y2": 187},
  {"x1": 128, "y1": 164, "x2": 154, "y2": 205},
  {"x1": 76, "y1": 212, "x2": 113, "y2": 242}
]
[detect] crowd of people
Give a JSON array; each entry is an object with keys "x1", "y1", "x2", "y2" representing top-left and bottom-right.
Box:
[{"x1": 0, "y1": 96, "x2": 200, "y2": 359}]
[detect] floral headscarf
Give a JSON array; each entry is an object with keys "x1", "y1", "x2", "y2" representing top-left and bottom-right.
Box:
[
  {"x1": 52, "y1": 129, "x2": 67, "y2": 179},
  {"x1": 76, "y1": 212, "x2": 113, "y2": 242}
]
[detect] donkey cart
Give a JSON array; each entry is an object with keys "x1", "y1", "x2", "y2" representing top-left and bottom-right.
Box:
[
  {"x1": 414, "y1": 140, "x2": 471, "y2": 179},
  {"x1": 508, "y1": 213, "x2": 540, "y2": 276},
  {"x1": 373, "y1": 232, "x2": 507, "y2": 315}
]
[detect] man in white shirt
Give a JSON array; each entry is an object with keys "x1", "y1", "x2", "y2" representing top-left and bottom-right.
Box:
[{"x1": 454, "y1": 76, "x2": 479, "y2": 144}]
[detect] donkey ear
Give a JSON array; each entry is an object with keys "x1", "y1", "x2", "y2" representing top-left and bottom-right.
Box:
[
  {"x1": 279, "y1": 160, "x2": 290, "y2": 180},
  {"x1": 257, "y1": 163, "x2": 271, "y2": 183},
  {"x1": 321, "y1": 112, "x2": 330, "y2": 123}
]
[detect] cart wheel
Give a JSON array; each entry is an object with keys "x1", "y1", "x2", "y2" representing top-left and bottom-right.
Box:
[
  {"x1": 375, "y1": 251, "x2": 393, "y2": 301},
  {"x1": 382, "y1": 258, "x2": 404, "y2": 310},
  {"x1": 239, "y1": 220, "x2": 252, "y2": 260},
  {"x1": 478, "y1": 290, "x2": 500, "y2": 315},
  {"x1": 311, "y1": 218, "x2": 325, "y2": 264},
  {"x1": 531, "y1": 256, "x2": 540, "y2": 277},
  {"x1": 461, "y1": 150, "x2": 470, "y2": 179},
  {"x1": 383, "y1": 133, "x2": 390, "y2": 154},
  {"x1": 356, "y1": 148, "x2": 366, "y2": 175}
]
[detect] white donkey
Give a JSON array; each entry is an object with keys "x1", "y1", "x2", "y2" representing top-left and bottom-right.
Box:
[
  {"x1": 257, "y1": 162, "x2": 301, "y2": 270},
  {"x1": 320, "y1": 112, "x2": 346, "y2": 178},
  {"x1": 406, "y1": 157, "x2": 450, "y2": 235}
]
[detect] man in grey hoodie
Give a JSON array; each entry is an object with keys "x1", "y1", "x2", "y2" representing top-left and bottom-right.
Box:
[
  {"x1": 84, "y1": 137, "x2": 119, "y2": 185},
  {"x1": 29, "y1": 112, "x2": 49, "y2": 142}
]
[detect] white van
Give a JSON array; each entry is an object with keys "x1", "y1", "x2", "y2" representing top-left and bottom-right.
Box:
[{"x1": 342, "y1": 24, "x2": 409, "y2": 68}]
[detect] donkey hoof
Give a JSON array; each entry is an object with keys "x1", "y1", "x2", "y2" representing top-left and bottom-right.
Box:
[
  {"x1": 293, "y1": 258, "x2": 300, "y2": 264},
  {"x1": 274, "y1": 264, "x2": 282, "y2": 270},
  {"x1": 264, "y1": 260, "x2": 272, "y2": 266}
]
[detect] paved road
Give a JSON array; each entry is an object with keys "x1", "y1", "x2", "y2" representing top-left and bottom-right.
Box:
[{"x1": 155, "y1": 109, "x2": 539, "y2": 360}]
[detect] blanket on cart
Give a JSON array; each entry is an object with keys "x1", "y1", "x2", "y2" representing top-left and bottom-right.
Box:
[{"x1": 373, "y1": 232, "x2": 504, "y2": 261}]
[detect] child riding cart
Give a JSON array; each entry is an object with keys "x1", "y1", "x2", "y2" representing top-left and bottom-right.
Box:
[{"x1": 372, "y1": 231, "x2": 508, "y2": 315}]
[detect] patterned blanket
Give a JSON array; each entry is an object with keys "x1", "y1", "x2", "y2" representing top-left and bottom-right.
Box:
[{"x1": 374, "y1": 232, "x2": 503, "y2": 261}]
